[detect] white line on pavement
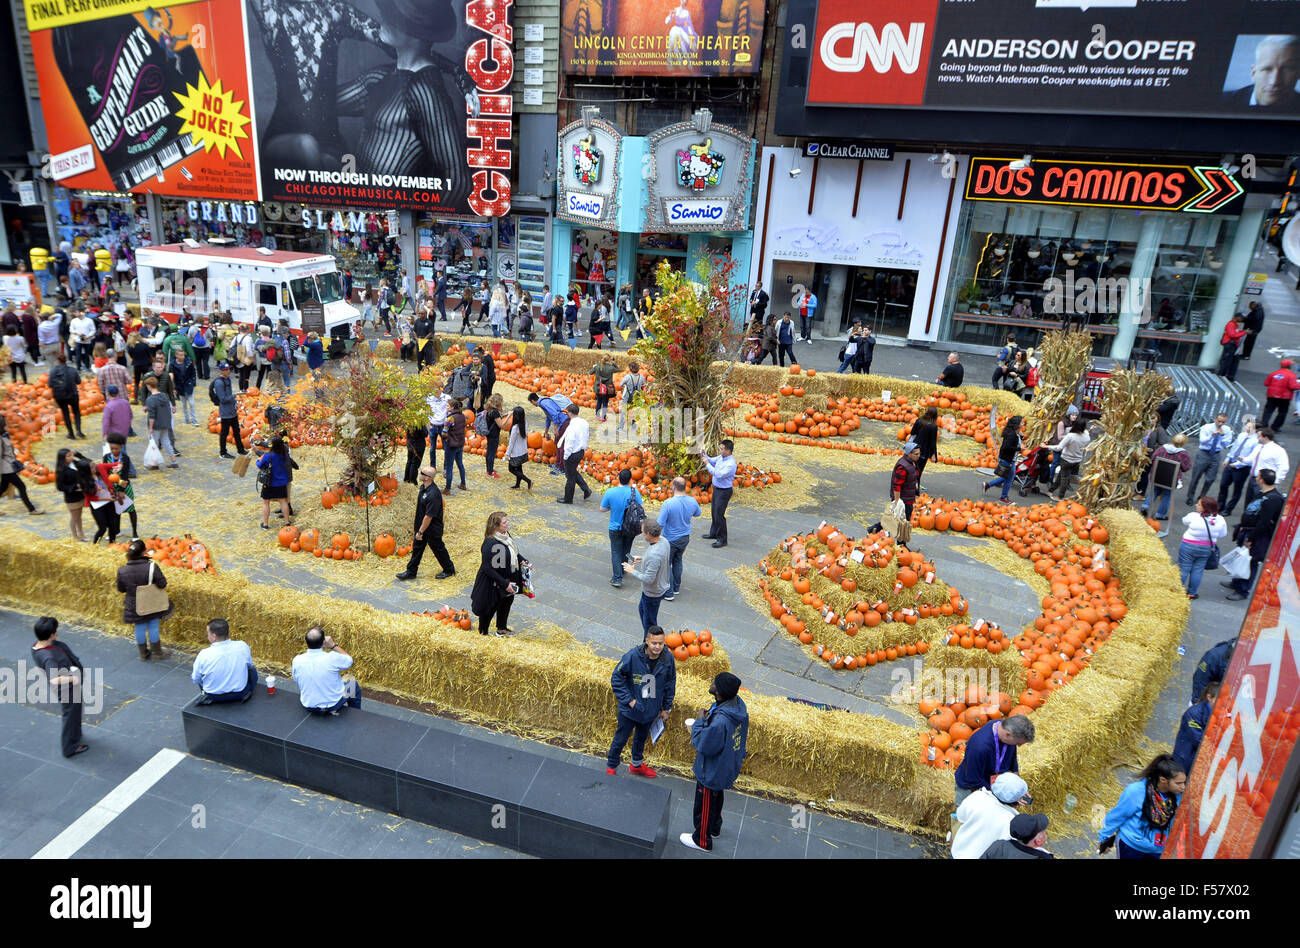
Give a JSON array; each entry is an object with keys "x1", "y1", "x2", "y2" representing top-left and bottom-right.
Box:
[{"x1": 32, "y1": 748, "x2": 187, "y2": 859}]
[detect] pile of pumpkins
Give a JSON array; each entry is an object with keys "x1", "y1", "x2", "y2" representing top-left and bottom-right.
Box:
[
  {"x1": 418, "y1": 606, "x2": 475, "y2": 630},
  {"x1": 320, "y1": 476, "x2": 401, "y2": 509},
  {"x1": 1, "y1": 375, "x2": 106, "y2": 484},
  {"x1": 107, "y1": 535, "x2": 215, "y2": 573},
  {"x1": 912, "y1": 495, "x2": 1130, "y2": 770},
  {"x1": 275, "y1": 527, "x2": 412, "y2": 561},
  {"x1": 665, "y1": 628, "x2": 714, "y2": 661},
  {"x1": 479, "y1": 349, "x2": 654, "y2": 413},
  {"x1": 920, "y1": 685, "x2": 1020, "y2": 769}
]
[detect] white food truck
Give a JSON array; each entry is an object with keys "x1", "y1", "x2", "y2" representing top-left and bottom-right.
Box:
[{"x1": 135, "y1": 242, "x2": 358, "y2": 335}]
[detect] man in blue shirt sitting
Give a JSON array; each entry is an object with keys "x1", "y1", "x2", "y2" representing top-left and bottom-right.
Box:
[
  {"x1": 601, "y1": 469, "x2": 643, "y2": 588},
  {"x1": 191, "y1": 618, "x2": 257, "y2": 704},
  {"x1": 701, "y1": 439, "x2": 737, "y2": 548},
  {"x1": 658, "y1": 476, "x2": 701, "y2": 601}
]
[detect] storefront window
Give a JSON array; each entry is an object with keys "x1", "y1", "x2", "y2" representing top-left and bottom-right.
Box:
[
  {"x1": 417, "y1": 216, "x2": 492, "y2": 301},
  {"x1": 572, "y1": 227, "x2": 619, "y2": 298},
  {"x1": 54, "y1": 189, "x2": 150, "y2": 279},
  {"x1": 941, "y1": 201, "x2": 1238, "y2": 365}
]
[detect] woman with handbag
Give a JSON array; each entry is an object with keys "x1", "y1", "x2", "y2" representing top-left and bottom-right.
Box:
[
  {"x1": 256, "y1": 437, "x2": 294, "y2": 528},
  {"x1": 592, "y1": 354, "x2": 617, "y2": 421},
  {"x1": 1178, "y1": 496, "x2": 1227, "y2": 599},
  {"x1": 982, "y1": 415, "x2": 1023, "y2": 504},
  {"x1": 0, "y1": 416, "x2": 42, "y2": 515},
  {"x1": 471, "y1": 511, "x2": 528, "y2": 636},
  {"x1": 116, "y1": 538, "x2": 172, "y2": 660}
]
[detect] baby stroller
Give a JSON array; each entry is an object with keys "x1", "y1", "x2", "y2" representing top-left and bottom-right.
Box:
[{"x1": 1014, "y1": 447, "x2": 1047, "y2": 497}]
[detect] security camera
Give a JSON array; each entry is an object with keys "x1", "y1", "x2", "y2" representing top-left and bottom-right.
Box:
[
  {"x1": 788, "y1": 167, "x2": 802, "y2": 178},
  {"x1": 928, "y1": 153, "x2": 940, "y2": 163},
  {"x1": 1009, "y1": 154, "x2": 1033, "y2": 170}
]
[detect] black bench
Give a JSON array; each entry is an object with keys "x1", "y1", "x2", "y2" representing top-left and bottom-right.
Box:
[{"x1": 181, "y1": 696, "x2": 672, "y2": 858}]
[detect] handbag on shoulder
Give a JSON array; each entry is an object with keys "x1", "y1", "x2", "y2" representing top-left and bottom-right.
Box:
[{"x1": 135, "y1": 561, "x2": 169, "y2": 616}]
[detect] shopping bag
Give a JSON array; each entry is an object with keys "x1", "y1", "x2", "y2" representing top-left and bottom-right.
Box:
[
  {"x1": 883, "y1": 498, "x2": 912, "y2": 545},
  {"x1": 142, "y1": 437, "x2": 164, "y2": 469},
  {"x1": 1220, "y1": 546, "x2": 1252, "y2": 581},
  {"x1": 135, "y1": 561, "x2": 170, "y2": 616},
  {"x1": 232, "y1": 453, "x2": 251, "y2": 477}
]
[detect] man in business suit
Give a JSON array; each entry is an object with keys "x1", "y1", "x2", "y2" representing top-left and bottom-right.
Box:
[
  {"x1": 396, "y1": 467, "x2": 455, "y2": 581},
  {"x1": 1223, "y1": 35, "x2": 1300, "y2": 111}
]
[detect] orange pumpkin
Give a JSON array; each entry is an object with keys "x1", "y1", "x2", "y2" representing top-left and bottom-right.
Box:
[{"x1": 373, "y1": 533, "x2": 397, "y2": 558}]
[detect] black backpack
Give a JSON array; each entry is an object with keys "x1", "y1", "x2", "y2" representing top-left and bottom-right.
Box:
[
  {"x1": 621, "y1": 491, "x2": 646, "y2": 540},
  {"x1": 208, "y1": 379, "x2": 221, "y2": 405}
]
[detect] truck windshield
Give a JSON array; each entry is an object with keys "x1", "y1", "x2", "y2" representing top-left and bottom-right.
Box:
[{"x1": 316, "y1": 271, "x2": 344, "y2": 304}]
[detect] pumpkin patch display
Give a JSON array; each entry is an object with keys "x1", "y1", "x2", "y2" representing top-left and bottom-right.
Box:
[
  {"x1": 107, "y1": 535, "x2": 216, "y2": 573},
  {"x1": 0, "y1": 376, "x2": 107, "y2": 484}
]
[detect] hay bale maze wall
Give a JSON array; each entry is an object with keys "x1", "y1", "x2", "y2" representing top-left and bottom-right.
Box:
[{"x1": 0, "y1": 502, "x2": 1181, "y2": 833}]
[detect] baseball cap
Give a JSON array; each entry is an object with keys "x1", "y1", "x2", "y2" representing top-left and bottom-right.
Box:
[
  {"x1": 991, "y1": 773, "x2": 1030, "y2": 803},
  {"x1": 1283, "y1": 359, "x2": 1294, "y2": 368},
  {"x1": 904, "y1": 440, "x2": 918, "y2": 453},
  {"x1": 1009, "y1": 813, "x2": 1048, "y2": 842},
  {"x1": 217, "y1": 361, "x2": 231, "y2": 370}
]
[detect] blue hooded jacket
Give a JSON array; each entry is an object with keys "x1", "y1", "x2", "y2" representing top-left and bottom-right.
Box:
[
  {"x1": 692, "y1": 697, "x2": 748, "y2": 790},
  {"x1": 1192, "y1": 638, "x2": 1235, "y2": 702},
  {"x1": 610, "y1": 644, "x2": 676, "y2": 725},
  {"x1": 1172, "y1": 700, "x2": 1212, "y2": 776},
  {"x1": 1101, "y1": 779, "x2": 1180, "y2": 855}
]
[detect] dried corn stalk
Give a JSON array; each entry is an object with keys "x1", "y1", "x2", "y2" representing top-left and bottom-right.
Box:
[
  {"x1": 1077, "y1": 369, "x2": 1172, "y2": 510},
  {"x1": 1023, "y1": 329, "x2": 1093, "y2": 448}
]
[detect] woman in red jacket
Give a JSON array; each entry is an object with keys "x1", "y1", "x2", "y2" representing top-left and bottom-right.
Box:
[{"x1": 1217, "y1": 315, "x2": 1247, "y2": 381}]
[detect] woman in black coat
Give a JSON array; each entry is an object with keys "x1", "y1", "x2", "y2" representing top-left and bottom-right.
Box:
[
  {"x1": 470, "y1": 511, "x2": 528, "y2": 636},
  {"x1": 116, "y1": 539, "x2": 172, "y2": 660},
  {"x1": 982, "y1": 415, "x2": 1023, "y2": 504},
  {"x1": 909, "y1": 406, "x2": 940, "y2": 483}
]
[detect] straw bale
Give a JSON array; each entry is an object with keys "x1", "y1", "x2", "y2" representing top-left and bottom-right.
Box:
[{"x1": 921, "y1": 642, "x2": 1026, "y2": 697}]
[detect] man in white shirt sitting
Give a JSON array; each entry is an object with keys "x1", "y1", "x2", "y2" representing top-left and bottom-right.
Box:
[
  {"x1": 191, "y1": 618, "x2": 257, "y2": 704},
  {"x1": 291, "y1": 626, "x2": 361, "y2": 715},
  {"x1": 951, "y1": 772, "x2": 1032, "y2": 859}
]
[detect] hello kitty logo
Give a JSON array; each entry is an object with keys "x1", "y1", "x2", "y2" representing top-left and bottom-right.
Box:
[
  {"x1": 676, "y1": 138, "x2": 725, "y2": 193},
  {"x1": 572, "y1": 134, "x2": 602, "y2": 187}
]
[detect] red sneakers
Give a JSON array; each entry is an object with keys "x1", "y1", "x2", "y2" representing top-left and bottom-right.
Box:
[{"x1": 629, "y1": 763, "x2": 658, "y2": 778}]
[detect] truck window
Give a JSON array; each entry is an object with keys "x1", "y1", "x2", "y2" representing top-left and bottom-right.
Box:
[
  {"x1": 288, "y1": 276, "x2": 320, "y2": 309},
  {"x1": 316, "y1": 271, "x2": 344, "y2": 304},
  {"x1": 257, "y1": 283, "x2": 278, "y2": 307},
  {"x1": 281, "y1": 283, "x2": 294, "y2": 310}
]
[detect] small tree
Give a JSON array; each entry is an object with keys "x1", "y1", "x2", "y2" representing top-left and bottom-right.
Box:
[{"x1": 631, "y1": 256, "x2": 747, "y2": 474}]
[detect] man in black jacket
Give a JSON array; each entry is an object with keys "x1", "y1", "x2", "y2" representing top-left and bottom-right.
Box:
[
  {"x1": 1242, "y1": 301, "x2": 1265, "y2": 360},
  {"x1": 980, "y1": 813, "x2": 1054, "y2": 859},
  {"x1": 413, "y1": 312, "x2": 435, "y2": 371},
  {"x1": 396, "y1": 466, "x2": 455, "y2": 581},
  {"x1": 1226, "y1": 468, "x2": 1285, "y2": 600},
  {"x1": 606, "y1": 625, "x2": 676, "y2": 777},
  {"x1": 474, "y1": 349, "x2": 496, "y2": 402},
  {"x1": 31, "y1": 616, "x2": 89, "y2": 758},
  {"x1": 48, "y1": 353, "x2": 84, "y2": 438}
]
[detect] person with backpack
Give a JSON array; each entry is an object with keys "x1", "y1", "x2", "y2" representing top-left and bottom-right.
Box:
[
  {"x1": 254, "y1": 328, "x2": 278, "y2": 390},
  {"x1": 1141, "y1": 432, "x2": 1192, "y2": 523},
  {"x1": 619, "y1": 361, "x2": 645, "y2": 433},
  {"x1": 273, "y1": 321, "x2": 297, "y2": 387},
  {"x1": 48, "y1": 353, "x2": 84, "y2": 439},
  {"x1": 190, "y1": 321, "x2": 213, "y2": 379},
  {"x1": 592, "y1": 353, "x2": 617, "y2": 421},
  {"x1": 231, "y1": 325, "x2": 256, "y2": 391},
  {"x1": 601, "y1": 469, "x2": 644, "y2": 588}
]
